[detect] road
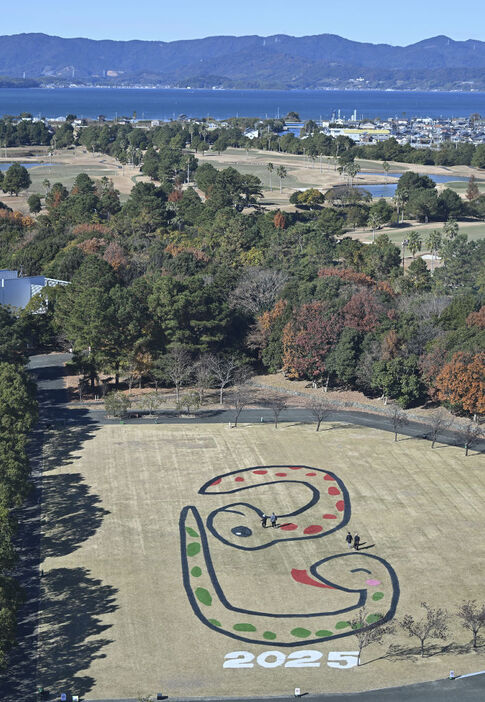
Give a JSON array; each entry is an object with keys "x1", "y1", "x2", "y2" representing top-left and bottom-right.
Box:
[{"x1": 4, "y1": 353, "x2": 482, "y2": 702}]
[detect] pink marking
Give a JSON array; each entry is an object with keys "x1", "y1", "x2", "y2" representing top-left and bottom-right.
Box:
[
  {"x1": 275, "y1": 472, "x2": 287, "y2": 477},
  {"x1": 304, "y1": 524, "x2": 323, "y2": 535},
  {"x1": 306, "y1": 472, "x2": 317, "y2": 476},
  {"x1": 366, "y1": 579, "x2": 381, "y2": 586},
  {"x1": 253, "y1": 470, "x2": 267, "y2": 475},
  {"x1": 211, "y1": 479, "x2": 221, "y2": 486},
  {"x1": 235, "y1": 477, "x2": 244, "y2": 482},
  {"x1": 291, "y1": 568, "x2": 334, "y2": 589},
  {"x1": 328, "y1": 487, "x2": 340, "y2": 496},
  {"x1": 336, "y1": 500, "x2": 345, "y2": 512},
  {"x1": 280, "y1": 523, "x2": 298, "y2": 531},
  {"x1": 323, "y1": 514, "x2": 337, "y2": 519},
  {"x1": 324, "y1": 474, "x2": 336, "y2": 481}
]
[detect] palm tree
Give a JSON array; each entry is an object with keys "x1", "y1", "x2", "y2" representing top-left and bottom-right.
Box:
[
  {"x1": 367, "y1": 212, "x2": 382, "y2": 243},
  {"x1": 276, "y1": 166, "x2": 288, "y2": 194},
  {"x1": 407, "y1": 231, "x2": 422, "y2": 258},
  {"x1": 426, "y1": 229, "x2": 442, "y2": 273},
  {"x1": 345, "y1": 161, "x2": 359, "y2": 187},
  {"x1": 267, "y1": 162, "x2": 274, "y2": 191}
]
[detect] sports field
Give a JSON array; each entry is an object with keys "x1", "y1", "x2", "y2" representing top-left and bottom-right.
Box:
[{"x1": 38, "y1": 421, "x2": 485, "y2": 700}]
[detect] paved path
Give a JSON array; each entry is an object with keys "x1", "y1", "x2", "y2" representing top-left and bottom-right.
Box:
[{"x1": 2, "y1": 353, "x2": 482, "y2": 702}]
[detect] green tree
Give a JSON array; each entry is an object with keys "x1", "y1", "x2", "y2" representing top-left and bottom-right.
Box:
[
  {"x1": 2, "y1": 163, "x2": 31, "y2": 196},
  {"x1": 372, "y1": 355, "x2": 426, "y2": 408},
  {"x1": 27, "y1": 193, "x2": 41, "y2": 213}
]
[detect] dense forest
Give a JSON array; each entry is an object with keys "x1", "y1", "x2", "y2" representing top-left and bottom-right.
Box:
[{"x1": 0, "y1": 119, "x2": 483, "y2": 417}]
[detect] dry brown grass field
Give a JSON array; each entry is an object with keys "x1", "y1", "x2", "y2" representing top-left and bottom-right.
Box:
[{"x1": 38, "y1": 420, "x2": 485, "y2": 699}]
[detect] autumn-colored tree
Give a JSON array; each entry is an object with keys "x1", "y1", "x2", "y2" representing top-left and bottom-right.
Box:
[
  {"x1": 318, "y1": 267, "x2": 375, "y2": 288},
  {"x1": 77, "y1": 237, "x2": 107, "y2": 255},
  {"x1": 103, "y1": 241, "x2": 128, "y2": 271},
  {"x1": 435, "y1": 352, "x2": 485, "y2": 416},
  {"x1": 466, "y1": 175, "x2": 480, "y2": 202},
  {"x1": 419, "y1": 346, "x2": 445, "y2": 402},
  {"x1": 342, "y1": 289, "x2": 384, "y2": 332},
  {"x1": 381, "y1": 330, "x2": 400, "y2": 360},
  {"x1": 273, "y1": 211, "x2": 286, "y2": 229},
  {"x1": 282, "y1": 302, "x2": 341, "y2": 380},
  {"x1": 466, "y1": 305, "x2": 485, "y2": 329},
  {"x1": 168, "y1": 188, "x2": 183, "y2": 202},
  {"x1": 72, "y1": 222, "x2": 111, "y2": 236}
]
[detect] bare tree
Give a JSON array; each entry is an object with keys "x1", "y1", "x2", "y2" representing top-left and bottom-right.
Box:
[
  {"x1": 456, "y1": 600, "x2": 485, "y2": 649},
  {"x1": 427, "y1": 408, "x2": 452, "y2": 448},
  {"x1": 176, "y1": 391, "x2": 200, "y2": 415},
  {"x1": 266, "y1": 394, "x2": 288, "y2": 428},
  {"x1": 141, "y1": 392, "x2": 165, "y2": 416},
  {"x1": 230, "y1": 268, "x2": 288, "y2": 316},
  {"x1": 227, "y1": 387, "x2": 252, "y2": 428},
  {"x1": 208, "y1": 355, "x2": 239, "y2": 405},
  {"x1": 165, "y1": 345, "x2": 192, "y2": 402},
  {"x1": 350, "y1": 608, "x2": 395, "y2": 665},
  {"x1": 194, "y1": 355, "x2": 214, "y2": 405},
  {"x1": 389, "y1": 406, "x2": 409, "y2": 442},
  {"x1": 400, "y1": 602, "x2": 448, "y2": 657},
  {"x1": 309, "y1": 396, "x2": 332, "y2": 431},
  {"x1": 460, "y1": 421, "x2": 483, "y2": 456}
]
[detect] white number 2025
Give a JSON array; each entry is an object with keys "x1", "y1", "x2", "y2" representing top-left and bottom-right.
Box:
[{"x1": 223, "y1": 650, "x2": 359, "y2": 669}]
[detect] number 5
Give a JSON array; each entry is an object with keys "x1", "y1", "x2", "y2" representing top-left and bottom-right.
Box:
[{"x1": 327, "y1": 651, "x2": 359, "y2": 669}]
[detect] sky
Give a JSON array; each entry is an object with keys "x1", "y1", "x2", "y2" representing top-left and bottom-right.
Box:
[{"x1": 3, "y1": 0, "x2": 484, "y2": 45}]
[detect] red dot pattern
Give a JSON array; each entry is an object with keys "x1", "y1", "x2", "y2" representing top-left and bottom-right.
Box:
[
  {"x1": 289, "y1": 466, "x2": 302, "y2": 470},
  {"x1": 252, "y1": 469, "x2": 267, "y2": 474},
  {"x1": 304, "y1": 525, "x2": 323, "y2": 535},
  {"x1": 211, "y1": 479, "x2": 221, "y2": 486},
  {"x1": 275, "y1": 472, "x2": 287, "y2": 477},
  {"x1": 280, "y1": 523, "x2": 298, "y2": 531},
  {"x1": 328, "y1": 486, "x2": 340, "y2": 496},
  {"x1": 324, "y1": 474, "x2": 336, "y2": 481},
  {"x1": 235, "y1": 476, "x2": 245, "y2": 482},
  {"x1": 336, "y1": 500, "x2": 345, "y2": 511},
  {"x1": 306, "y1": 472, "x2": 316, "y2": 476},
  {"x1": 323, "y1": 513, "x2": 337, "y2": 519}
]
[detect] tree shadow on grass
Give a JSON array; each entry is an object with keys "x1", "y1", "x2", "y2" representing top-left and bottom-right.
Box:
[
  {"x1": 387, "y1": 640, "x2": 474, "y2": 661},
  {"x1": 41, "y1": 472, "x2": 110, "y2": 559},
  {"x1": 37, "y1": 566, "x2": 118, "y2": 699},
  {"x1": 0, "y1": 410, "x2": 104, "y2": 701}
]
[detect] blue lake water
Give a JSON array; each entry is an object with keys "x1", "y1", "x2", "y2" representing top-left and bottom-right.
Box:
[
  {"x1": 1, "y1": 88, "x2": 485, "y2": 121},
  {"x1": 0, "y1": 162, "x2": 47, "y2": 171},
  {"x1": 361, "y1": 172, "x2": 470, "y2": 198}
]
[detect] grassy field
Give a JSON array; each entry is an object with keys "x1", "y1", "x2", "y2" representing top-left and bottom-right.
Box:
[{"x1": 38, "y1": 421, "x2": 485, "y2": 700}]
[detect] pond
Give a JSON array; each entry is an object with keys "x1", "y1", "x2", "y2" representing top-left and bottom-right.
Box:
[
  {"x1": 0, "y1": 162, "x2": 52, "y2": 171},
  {"x1": 360, "y1": 172, "x2": 470, "y2": 198}
]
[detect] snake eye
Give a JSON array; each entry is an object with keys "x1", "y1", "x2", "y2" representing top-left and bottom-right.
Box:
[{"x1": 231, "y1": 526, "x2": 252, "y2": 538}]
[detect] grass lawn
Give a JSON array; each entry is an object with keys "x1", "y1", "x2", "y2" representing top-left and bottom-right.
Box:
[{"x1": 38, "y1": 421, "x2": 485, "y2": 700}]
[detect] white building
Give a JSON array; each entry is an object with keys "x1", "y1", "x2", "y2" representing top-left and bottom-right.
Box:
[{"x1": 0, "y1": 270, "x2": 69, "y2": 310}]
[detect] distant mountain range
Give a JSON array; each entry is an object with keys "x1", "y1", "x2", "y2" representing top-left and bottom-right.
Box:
[{"x1": 1, "y1": 32, "x2": 485, "y2": 90}]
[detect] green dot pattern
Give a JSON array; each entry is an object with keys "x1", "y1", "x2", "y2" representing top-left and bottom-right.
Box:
[
  {"x1": 191, "y1": 566, "x2": 202, "y2": 577},
  {"x1": 185, "y1": 526, "x2": 199, "y2": 538},
  {"x1": 263, "y1": 631, "x2": 277, "y2": 640},
  {"x1": 291, "y1": 627, "x2": 311, "y2": 638},
  {"x1": 335, "y1": 621, "x2": 350, "y2": 629},
  {"x1": 186, "y1": 542, "x2": 200, "y2": 557},
  {"x1": 234, "y1": 623, "x2": 257, "y2": 632},
  {"x1": 195, "y1": 587, "x2": 212, "y2": 606},
  {"x1": 208, "y1": 618, "x2": 221, "y2": 627},
  {"x1": 372, "y1": 592, "x2": 384, "y2": 601},
  {"x1": 315, "y1": 630, "x2": 333, "y2": 637},
  {"x1": 366, "y1": 613, "x2": 381, "y2": 623}
]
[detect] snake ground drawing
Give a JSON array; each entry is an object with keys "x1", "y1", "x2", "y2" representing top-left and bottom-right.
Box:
[{"x1": 180, "y1": 465, "x2": 399, "y2": 647}]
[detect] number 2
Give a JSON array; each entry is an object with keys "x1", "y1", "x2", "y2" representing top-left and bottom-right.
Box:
[
  {"x1": 285, "y1": 651, "x2": 323, "y2": 668},
  {"x1": 223, "y1": 651, "x2": 254, "y2": 668}
]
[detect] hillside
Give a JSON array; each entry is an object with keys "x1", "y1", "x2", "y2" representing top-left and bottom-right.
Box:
[{"x1": 1, "y1": 32, "x2": 485, "y2": 90}]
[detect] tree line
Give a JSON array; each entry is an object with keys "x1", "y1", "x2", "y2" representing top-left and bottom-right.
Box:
[{"x1": 0, "y1": 307, "x2": 38, "y2": 666}]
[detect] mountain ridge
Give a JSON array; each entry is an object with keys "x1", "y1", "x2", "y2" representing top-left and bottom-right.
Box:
[{"x1": 1, "y1": 32, "x2": 485, "y2": 90}]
